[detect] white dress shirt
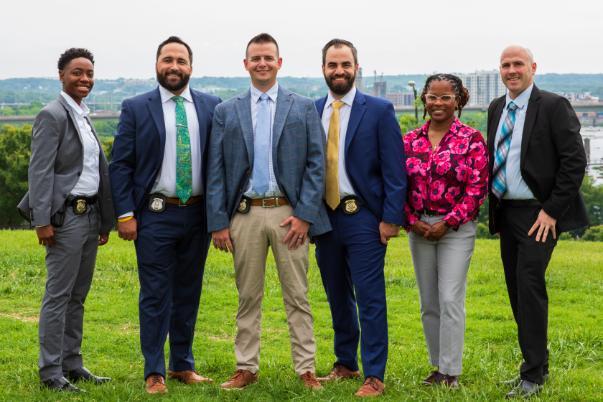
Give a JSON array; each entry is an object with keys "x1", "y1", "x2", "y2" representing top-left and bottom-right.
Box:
[
  {"x1": 244, "y1": 82, "x2": 283, "y2": 197},
  {"x1": 495, "y1": 83, "x2": 536, "y2": 199},
  {"x1": 321, "y1": 86, "x2": 357, "y2": 197},
  {"x1": 60, "y1": 91, "x2": 100, "y2": 196},
  {"x1": 151, "y1": 85, "x2": 202, "y2": 197}
]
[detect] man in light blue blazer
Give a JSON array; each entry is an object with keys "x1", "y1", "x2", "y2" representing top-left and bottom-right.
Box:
[
  {"x1": 314, "y1": 39, "x2": 406, "y2": 398},
  {"x1": 206, "y1": 33, "x2": 329, "y2": 391}
]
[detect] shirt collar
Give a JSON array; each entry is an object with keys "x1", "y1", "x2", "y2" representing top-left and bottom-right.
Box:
[
  {"x1": 251, "y1": 82, "x2": 279, "y2": 103},
  {"x1": 326, "y1": 86, "x2": 356, "y2": 108},
  {"x1": 159, "y1": 84, "x2": 193, "y2": 104},
  {"x1": 60, "y1": 91, "x2": 89, "y2": 117},
  {"x1": 505, "y1": 83, "x2": 533, "y2": 110}
]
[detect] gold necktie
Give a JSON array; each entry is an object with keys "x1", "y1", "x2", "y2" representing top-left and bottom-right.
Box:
[{"x1": 326, "y1": 100, "x2": 344, "y2": 210}]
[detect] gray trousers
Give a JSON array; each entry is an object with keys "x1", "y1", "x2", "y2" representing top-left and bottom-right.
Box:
[
  {"x1": 408, "y1": 216, "x2": 477, "y2": 376},
  {"x1": 39, "y1": 206, "x2": 100, "y2": 381}
]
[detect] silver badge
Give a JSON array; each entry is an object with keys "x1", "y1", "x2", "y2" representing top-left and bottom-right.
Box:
[{"x1": 149, "y1": 196, "x2": 166, "y2": 213}]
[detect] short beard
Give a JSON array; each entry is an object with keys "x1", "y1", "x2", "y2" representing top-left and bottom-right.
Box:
[
  {"x1": 157, "y1": 71, "x2": 190, "y2": 93},
  {"x1": 325, "y1": 73, "x2": 355, "y2": 97}
]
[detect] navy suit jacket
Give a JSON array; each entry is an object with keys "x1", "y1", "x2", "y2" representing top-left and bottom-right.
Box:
[
  {"x1": 206, "y1": 86, "x2": 331, "y2": 237},
  {"x1": 316, "y1": 90, "x2": 407, "y2": 226},
  {"x1": 109, "y1": 87, "x2": 221, "y2": 216}
]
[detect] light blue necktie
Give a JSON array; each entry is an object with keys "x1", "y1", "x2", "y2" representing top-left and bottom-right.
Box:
[
  {"x1": 492, "y1": 101, "x2": 518, "y2": 199},
  {"x1": 251, "y1": 93, "x2": 271, "y2": 195}
]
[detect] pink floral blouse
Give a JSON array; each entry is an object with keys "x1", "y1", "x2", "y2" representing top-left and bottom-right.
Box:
[{"x1": 403, "y1": 117, "x2": 489, "y2": 229}]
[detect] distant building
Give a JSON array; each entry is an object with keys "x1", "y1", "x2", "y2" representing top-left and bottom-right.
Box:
[
  {"x1": 459, "y1": 70, "x2": 506, "y2": 107},
  {"x1": 357, "y1": 67, "x2": 364, "y2": 91},
  {"x1": 386, "y1": 92, "x2": 415, "y2": 107}
]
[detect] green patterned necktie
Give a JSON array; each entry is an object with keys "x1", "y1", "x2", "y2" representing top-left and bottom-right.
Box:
[{"x1": 173, "y1": 96, "x2": 192, "y2": 203}]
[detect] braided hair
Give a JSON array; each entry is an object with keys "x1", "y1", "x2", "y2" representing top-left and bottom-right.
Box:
[{"x1": 420, "y1": 73, "x2": 470, "y2": 119}]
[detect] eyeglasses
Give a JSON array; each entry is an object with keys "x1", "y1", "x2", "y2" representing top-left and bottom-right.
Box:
[{"x1": 425, "y1": 94, "x2": 457, "y2": 103}]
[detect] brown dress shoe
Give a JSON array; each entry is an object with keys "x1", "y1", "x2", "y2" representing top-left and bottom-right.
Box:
[
  {"x1": 145, "y1": 374, "x2": 167, "y2": 394},
  {"x1": 300, "y1": 371, "x2": 323, "y2": 390},
  {"x1": 355, "y1": 377, "x2": 385, "y2": 397},
  {"x1": 422, "y1": 370, "x2": 445, "y2": 385},
  {"x1": 220, "y1": 369, "x2": 258, "y2": 390},
  {"x1": 168, "y1": 370, "x2": 213, "y2": 384},
  {"x1": 318, "y1": 364, "x2": 361, "y2": 382}
]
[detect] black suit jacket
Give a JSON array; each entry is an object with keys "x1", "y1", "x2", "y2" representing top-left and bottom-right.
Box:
[{"x1": 487, "y1": 85, "x2": 588, "y2": 234}]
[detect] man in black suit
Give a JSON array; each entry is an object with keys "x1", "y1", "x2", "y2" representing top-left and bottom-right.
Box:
[{"x1": 487, "y1": 45, "x2": 588, "y2": 398}]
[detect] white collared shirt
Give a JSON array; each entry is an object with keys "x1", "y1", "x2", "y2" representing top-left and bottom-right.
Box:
[
  {"x1": 495, "y1": 83, "x2": 536, "y2": 199},
  {"x1": 151, "y1": 85, "x2": 202, "y2": 197},
  {"x1": 244, "y1": 82, "x2": 283, "y2": 197},
  {"x1": 321, "y1": 86, "x2": 357, "y2": 197},
  {"x1": 60, "y1": 91, "x2": 100, "y2": 196}
]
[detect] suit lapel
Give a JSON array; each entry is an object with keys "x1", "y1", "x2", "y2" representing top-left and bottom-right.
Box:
[
  {"x1": 58, "y1": 96, "x2": 84, "y2": 146},
  {"x1": 488, "y1": 96, "x2": 505, "y2": 155},
  {"x1": 316, "y1": 96, "x2": 328, "y2": 119},
  {"x1": 147, "y1": 88, "x2": 166, "y2": 156},
  {"x1": 520, "y1": 85, "x2": 541, "y2": 163},
  {"x1": 235, "y1": 90, "x2": 254, "y2": 164},
  {"x1": 191, "y1": 90, "x2": 208, "y2": 158},
  {"x1": 345, "y1": 90, "x2": 367, "y2": 154},
  {"x1": 272, "y1": 87, "x2": 293, "y2": 153}
]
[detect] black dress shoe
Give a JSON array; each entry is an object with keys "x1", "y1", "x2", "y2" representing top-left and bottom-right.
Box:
[
  {"x1": 65, "y1": 367, "x2": 111, "y2": 384},
  {"x1": 502, "y1": 373, "x2": 549, "y2": 386},
  {"x1": 505, "y1": 380, "x2": 542, "y2": 399},
  {"x1": 41, "y1": 377, "x2": 83, "y2": 392}
]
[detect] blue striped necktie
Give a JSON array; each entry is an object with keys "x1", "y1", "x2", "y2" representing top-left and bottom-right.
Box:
[
  {"x1": 492, "y1": 101, "x2": 518, "y2": 199},
  {"x1": 251, "y1": 93, "x2": 271, "y2": 195}
]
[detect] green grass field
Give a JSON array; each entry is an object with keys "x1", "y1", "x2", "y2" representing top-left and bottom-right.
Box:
[{"x1": 0, "y1": 230, "x2": 601, "y2": 401}]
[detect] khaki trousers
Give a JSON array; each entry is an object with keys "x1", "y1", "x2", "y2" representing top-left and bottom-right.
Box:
[{"x1": 230, "y1": 205, "x2": 316, "y2": 375}]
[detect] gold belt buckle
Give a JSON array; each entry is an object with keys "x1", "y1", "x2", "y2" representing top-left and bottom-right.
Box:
[{"x1": 261, "y1": 197, "x2": 278, "y2": 208}]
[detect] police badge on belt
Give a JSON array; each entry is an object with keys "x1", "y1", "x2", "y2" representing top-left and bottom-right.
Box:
[
  {"x1": 237, "y1": 196, "x2": 251, "y2": 214},
  {"x1": 148, "y1": 194, "x2": 166, "y2": 213},
  {"x1": 341, "y1": 196, "x2": 360, "y2": 215},
  {"x1": 73, "y1": 198, "x2": 88, "y2": 215}
]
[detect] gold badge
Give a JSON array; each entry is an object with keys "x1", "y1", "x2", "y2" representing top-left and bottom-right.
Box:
[
  {"x1": 343, "y1": 199, "x2": 359, "y2": 215},
  {"x1": 74, "y1": 199, "x2": 87, "y2": 215},
  {"x1": 237, "y1": 197, "x2": 250, "y2": 214}
]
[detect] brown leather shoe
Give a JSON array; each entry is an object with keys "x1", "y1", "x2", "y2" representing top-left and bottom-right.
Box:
[
  {"x1": 422, "y1": 370, "x2": 445, "y2": 385},
  {"x1": 300, "y1": 371, "x2": 323, "y2": 390},
  {"x1": 168, "y1": 370, "x2": 213, "y2": 384},
  {"x1": 220, "y1": 369, "x2": 257, "y2": 390},
  {"x1": 317, "y1": 364, "x2": 361, "y2": 382},
  {"x1": 355, "y1": 377, "x2": 385, "y2": 397},
  {"x1": 145, "y1": 374, "x2": 167, "y2": 394}
]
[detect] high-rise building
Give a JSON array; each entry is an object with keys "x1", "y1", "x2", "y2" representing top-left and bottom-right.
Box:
[{"x1": 459, "y1": 70, "x2": 506, "y2": 106}]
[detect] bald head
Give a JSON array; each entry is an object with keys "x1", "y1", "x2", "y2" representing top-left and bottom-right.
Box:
[
  {"x1": 500, "y1": 45, "x2": 534, "y2": 64},
  {"x1": 499, "y1": 45, "x2": 537, "y2": 99}
]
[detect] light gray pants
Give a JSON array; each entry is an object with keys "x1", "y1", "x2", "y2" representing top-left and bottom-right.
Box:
[
  {"x1": 39, "y1": 206, "x2": 100, "y2": 381},
  {"x1": 408, "y1": 216, "x2": 477, "y2": 376}
]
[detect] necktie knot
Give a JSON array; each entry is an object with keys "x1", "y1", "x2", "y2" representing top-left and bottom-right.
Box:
[
  {"x1": 259, "y1": 93, "x2": 269, "y2": 103},
  {"x1": 332, "y1": 100, "x2": 344, "y2": 110},
  {"x1": 507, "y1": 101, "x2": 518, "y2": 112},
  {"x1": 172, "y1": 95, "x2": 184, "y2": 106}
]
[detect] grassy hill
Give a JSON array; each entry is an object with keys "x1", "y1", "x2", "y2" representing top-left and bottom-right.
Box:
[{"x1": 0, "y1": 230, "x2": 600, "y2": 401}]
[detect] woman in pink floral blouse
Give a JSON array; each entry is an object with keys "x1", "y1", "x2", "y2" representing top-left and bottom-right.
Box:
[{"x1": 403, "y1": 74, "x2": 488, "y2": 388}]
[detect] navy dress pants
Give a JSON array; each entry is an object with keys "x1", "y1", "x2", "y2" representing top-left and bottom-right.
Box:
[
  {"x1": 134, "y1": 202, "x2": 209, "y2": 379},
  {"x1": 315, "y1": 207, "x2": 388, "y2": 381}
]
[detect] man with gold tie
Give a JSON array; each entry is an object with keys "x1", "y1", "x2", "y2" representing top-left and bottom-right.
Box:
[{"x1": 313, "y1": 39, "x2": 407, "y2": 397}]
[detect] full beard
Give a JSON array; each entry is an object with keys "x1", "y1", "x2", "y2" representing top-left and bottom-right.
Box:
[{"x1": 157, "y1": 71, "x2": 190, "y2": 93}]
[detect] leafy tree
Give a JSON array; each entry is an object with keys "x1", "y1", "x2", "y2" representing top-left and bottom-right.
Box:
[{"x1": 0, "y1": 125, "x2": 31, "y2": 227}]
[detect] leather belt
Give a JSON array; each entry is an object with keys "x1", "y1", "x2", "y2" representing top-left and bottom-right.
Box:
[
  {"x1": 67, "y1": 195, "x2": 98, "y2": 205},
  {"x1": 164, "y1": 195, "x2": 204, "y2": 206},
  {"x1": 249, "y1": 197, "x2": 289, "y2": 208}
]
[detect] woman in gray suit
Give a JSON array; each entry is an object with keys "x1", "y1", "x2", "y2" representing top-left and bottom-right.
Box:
[{"x1": 18, "y1": 48, "x2": 114, "y2": 392}]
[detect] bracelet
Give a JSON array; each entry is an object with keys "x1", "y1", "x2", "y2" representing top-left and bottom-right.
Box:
[{"x1": 117, "y1": 216, "x2": 134, "y2": 223}]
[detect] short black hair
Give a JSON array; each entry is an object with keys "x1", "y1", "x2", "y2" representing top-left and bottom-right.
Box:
[
  {"x1": 322, "y1": 39, "x2": 358, "y2": 66},
  {"x1": 420, "y1": 73, "x2": 470, "y2": 118},
  {"x1": 246, "y1": 33, "x2": 279, "y2": 57},
  {"x1": 156, "y1": 36, "x2": 193, "y2": 63},
  {"x1": 57, "y1": 48, "x2": 94, "y2": 71}
]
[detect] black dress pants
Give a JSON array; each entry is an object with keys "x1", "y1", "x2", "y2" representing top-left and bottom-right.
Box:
[{"x1": 499, "y1": 204, "x2": 557, "y2": 384}]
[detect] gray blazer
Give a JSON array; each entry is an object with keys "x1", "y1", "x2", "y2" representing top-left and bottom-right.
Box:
[
  {"x1": 17, "y1": 96, "x2": 114, "y2": 233},
  {"x1": 206, "y1": 86, "x2": 331, "y2": 237}
]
